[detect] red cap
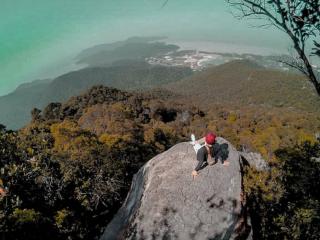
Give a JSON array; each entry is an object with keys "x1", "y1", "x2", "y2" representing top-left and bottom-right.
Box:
[{"x1": 205, "y1": 132, "x2": 216, "y2": 145}]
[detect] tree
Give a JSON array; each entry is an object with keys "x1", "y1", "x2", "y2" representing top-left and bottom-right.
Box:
[
  {"x1": 0, "y1": 125, "x2": 19, "y2": 165},
  {"x1": 31, "y1": 108, "x2": 42, "y2": 122},
  {"x1": 243, "y1": 140, "x2": 320, "y2": 239},
  {"x1": 227, "y1": 0, "x2": 320, "y2": 95}
]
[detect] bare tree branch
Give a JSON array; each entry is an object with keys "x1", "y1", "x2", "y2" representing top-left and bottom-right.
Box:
[
  {"x1": 161, "y1": 0, "x2": 169, "y2": 9},
  {"x1": 227, "y1": 0, "x2": 320, "y2": 95}
]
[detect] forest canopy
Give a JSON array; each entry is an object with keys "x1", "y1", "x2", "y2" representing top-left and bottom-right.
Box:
[{"x1": 0, "y1": 85, "x2": 319, "y2": 239}]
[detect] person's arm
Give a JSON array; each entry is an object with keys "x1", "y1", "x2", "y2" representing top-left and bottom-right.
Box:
[{"x1": 194, "y1": 148, "x2": 205, "y2": 171}]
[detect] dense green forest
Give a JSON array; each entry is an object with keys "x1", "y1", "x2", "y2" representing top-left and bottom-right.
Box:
[
  {"x1": 0, "y1": 85, "x2": 319, "y2": 239},
  {"x1": 0, "y1": 86, "x2": 203, "y2": 239},
  {"x1": 244, "y1": 141, "x2": 320, "y2": 239}
]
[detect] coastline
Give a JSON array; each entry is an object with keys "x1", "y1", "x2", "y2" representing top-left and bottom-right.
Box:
[{"x1": 163, "y1": 38, "x2": 286, "y2": 56}]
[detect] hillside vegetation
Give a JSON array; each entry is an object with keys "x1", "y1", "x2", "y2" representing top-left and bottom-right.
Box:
[
  {"x1": 0, "y1": 84, "x2": 319, "y2": 239},
  {"x1": 0, "y1": 62, "x2": 192, "y2": 130},
  {"x1": 0, "y1": 86, "x2": 204, "y2": 239},
  {"x1": 166, "y1": 60, "x2": 320, "y2": 113},
  {"x1": 1, "y1": 54, "x2": 320, "y2": 239}
]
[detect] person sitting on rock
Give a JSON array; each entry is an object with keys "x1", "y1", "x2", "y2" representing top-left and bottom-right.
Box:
[{"x1": 191, "y1": 132, "x2": 229, "y2": 178}]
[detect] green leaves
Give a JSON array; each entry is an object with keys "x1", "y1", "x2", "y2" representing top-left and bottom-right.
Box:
[{"x1": 247, "y1": 141, "x2": 320, "y2": 239}]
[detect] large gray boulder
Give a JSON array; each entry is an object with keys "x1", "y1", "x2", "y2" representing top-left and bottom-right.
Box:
[{"x1": 100, "y1": 138, "x2": 247, "y2": 240}]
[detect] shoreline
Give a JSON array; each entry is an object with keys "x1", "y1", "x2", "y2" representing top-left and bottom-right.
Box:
[{"x1": 163, "y1": 39, "x2": 287, "y2": 56}]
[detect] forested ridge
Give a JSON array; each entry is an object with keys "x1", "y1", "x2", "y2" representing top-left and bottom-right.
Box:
[{"x1": 0, "y1": 85, "x2": 319, "y2": 239}]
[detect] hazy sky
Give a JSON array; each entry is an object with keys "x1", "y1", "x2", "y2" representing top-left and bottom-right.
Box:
[{"x1": 0, "y1": 0, "x2": 290, "y2": 96}]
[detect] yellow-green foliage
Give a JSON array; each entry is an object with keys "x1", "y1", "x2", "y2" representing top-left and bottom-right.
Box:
[
  {"x1": 99, "y1": 133, "x2": 131, "y2": 148},
  {"x1": 251, "y1": 127, "x2": 281, "y2": 160},
  {"x1": 3, "y1": 83, "x2": 320, "y2": 240},
  {"x1": 50, "y1": 120, "x2": 98, "y2": 157},
  {"x1": 295, "y1": 207, "x2": 317, "y2": 224},
  {"x1": 78, "y1": 102, "x2": 136, "y2": 136},
  {"x1": 110, "y1": 102, "x2": 132, "y2": 118},
  {"x1": 10, "y1": 208, "x2": 41, "y2": 224},
  {"x1": 143, "y1": 128, "x2": 155, "y2": 144},
  {"x1": 50, "y1": 120, "x2": 79, "y2": 153},
  {"x1": 243, "y1": 166, "x2": 283, "y2": 202},
  {"x1": 55, "y1": 209, "x2": 71, "y2": 228},
  {"x1": 50, "y1": 120, "x2": 104, "y2": 180},
  {"x1": 201, "y1": 106, "x2": 320, "y2": 162},
  {"x1": 272, "y1": 197, "x2": 318, "y2": 240},
  {"x1": 296, "y1": 130, "x2": 316, "y2": 144},
  {"x1": 16, "y1": 122, "x2": 54, "y2": 157},
  {"x1": 143, "y1": 120, "x2": 177, "y2": 151},
  {"x1": 99, "y1": 133, "x2": 122, "y2": 148},
  {"x1": 227, "y1": 112, "x2": 237, "y2": 123}
]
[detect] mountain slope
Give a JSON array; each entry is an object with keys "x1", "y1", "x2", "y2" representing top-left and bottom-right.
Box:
[
  {"x1": 3, "y1": 59, "x2": 319, "y2": 131},
  {"x1": 0, "y1": 63, "x2": 192, "y2": 129},
  {"x1": 76, "y1": 36, "x2": 179, "y2": 67},
  {"x1": 0, "y1": 85, "x2": 206, "y2": 240},
  {"x1": 165, "y1": 60, "x2": 320, "y2": 112}
]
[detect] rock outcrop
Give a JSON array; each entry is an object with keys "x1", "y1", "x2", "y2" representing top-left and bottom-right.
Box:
[
  {"x1": 100, "y1": 137, "x2": 251, "y2": 240},
  {"x1": 239, "y1": 152, "x2": 270, "y2": 171}
]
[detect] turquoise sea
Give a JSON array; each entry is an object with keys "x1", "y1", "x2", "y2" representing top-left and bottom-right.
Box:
[{"x1": 0, "y1": 0, "x2": 289, "y2": 96}]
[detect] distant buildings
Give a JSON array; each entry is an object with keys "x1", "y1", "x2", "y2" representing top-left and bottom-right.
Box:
[
  {"x1": 146, "y1": 51, "x2": 221, "y2": 70},
  {"x1": 146, "y1": 49, "x2": 318, "y2": 73}
]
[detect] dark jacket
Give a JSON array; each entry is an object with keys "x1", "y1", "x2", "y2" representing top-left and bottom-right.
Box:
[
  {"x1": 194, "y1": 145, "x2": 213, "y2": 171},
  {"x1": 194, "y1": 143, "x2": 229, "y2": 171}
]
